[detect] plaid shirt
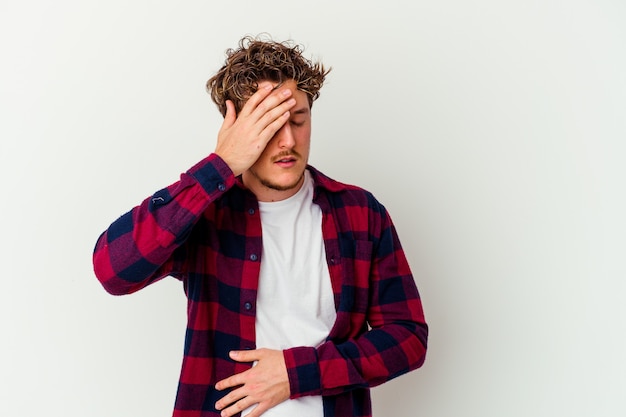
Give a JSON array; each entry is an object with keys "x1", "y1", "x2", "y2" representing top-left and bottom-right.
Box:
[{"x1": 93, "y1": 153, "x2": 428, "y2": 417}]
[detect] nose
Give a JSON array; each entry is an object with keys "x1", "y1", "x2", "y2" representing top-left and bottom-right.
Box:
[{"x1": 275, "y1": 123, "x2": 295, "y2": 149}]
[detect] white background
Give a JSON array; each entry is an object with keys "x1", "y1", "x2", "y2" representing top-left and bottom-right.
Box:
[{"x1": 1, "y1": 1, "x2": 625, "y2": 416}]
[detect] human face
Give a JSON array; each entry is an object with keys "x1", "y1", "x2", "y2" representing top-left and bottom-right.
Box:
[{"x1": 243, "y1": 79, "x2": 312, "y2": 202}]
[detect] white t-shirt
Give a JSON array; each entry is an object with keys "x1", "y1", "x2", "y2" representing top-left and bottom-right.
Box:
[{"x1": 243, "y1": 170, "x2": 336, "y2": 417}]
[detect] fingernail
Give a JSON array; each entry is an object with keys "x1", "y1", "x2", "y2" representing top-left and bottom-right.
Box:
[
  {"x1": 229, "y1": 350, "x2": 239, "y2": 358},
  {"x1": 281, "y1": 89, "x2": 292, "y2": 97}
]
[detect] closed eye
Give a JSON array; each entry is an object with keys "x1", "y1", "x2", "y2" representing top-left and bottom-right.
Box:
[{"x1": 290, "y1": 106, "x2": 310, "y2": 127}]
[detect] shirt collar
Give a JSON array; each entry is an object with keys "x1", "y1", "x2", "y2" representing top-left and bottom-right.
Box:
[
  {"x1": 307, "y1": 165, "x2": 346, "y2": 193},
  {"x1": 233, "y1": 165, "x2": 348, "y2": 198}
]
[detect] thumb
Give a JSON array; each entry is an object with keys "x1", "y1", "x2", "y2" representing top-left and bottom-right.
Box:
[
  {"x1": 229, "y1": 349, "x2": 259, "y2": 363},
  {"x1": 223, "y1": 100, "x2": 237, "y2": 127}
]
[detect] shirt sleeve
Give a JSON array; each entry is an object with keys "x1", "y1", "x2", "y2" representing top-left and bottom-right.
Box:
[
  {"x1": 92, "y1": 153, "x2": 236, "y2": 295},
  {"x1": 283, "y1": 203, "x2": 428, "y2": 397}
]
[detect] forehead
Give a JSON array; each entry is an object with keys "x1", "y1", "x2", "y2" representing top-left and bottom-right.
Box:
[
  {"x1": 264, "y1": 78, "x2": 297, "y2": 90},
  {"x1": 262, "y1": 79, "x2": 310, "y2": 109}
]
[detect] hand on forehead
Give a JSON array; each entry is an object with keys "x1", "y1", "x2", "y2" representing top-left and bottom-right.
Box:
[{"x1": 259, "y1": 78, "x2": 299, "y2": 91}]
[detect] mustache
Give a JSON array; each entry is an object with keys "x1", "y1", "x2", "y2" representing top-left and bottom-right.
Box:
[{"x1": 271, "y1": 150, "x2": 302, "y2": 162}]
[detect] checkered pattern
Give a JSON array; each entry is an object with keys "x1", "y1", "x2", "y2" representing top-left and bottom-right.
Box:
[{"x1": 93, "y1": 153, "x2": 428, "y2": 417}]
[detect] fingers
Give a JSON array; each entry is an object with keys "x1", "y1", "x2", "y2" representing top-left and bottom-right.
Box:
[
  {"x1": 215, "y1": 385, "x2": 270, "y2": 417},
  {"x1": 244, "y1": 403, "x2": 272, "y2": 417},
  {"x1": 214, "y1": 349, "x2": 289, "y2": 417},
  {"x1": 237, "y1": 83, "x2": 273, "y2": 117},
  {"x1": 229, "y1": 349, "x2": 260, "y2": 363},
  {"x1": 218, "y1": 398, "x2": 270, "y2": 417},
  {"x1": 215, "y1": 83, "x2": 296, "y2": 176},
  {"x1": 214, "y1": 385, "x2": 249, "y2": 414},
  {"x1": 214, "y1": 371, "x2": 248, "y2": 415},
  {"x1": 213, "y1": 350, "x2": 262, "y2": 391},
  {"x1": 215, "y1": 372, "x2": 243, "y2": 392},
  {"x1": 240, "y1": 83, "x2": 295, "y2": 123},
  {"x1": 214, "y1": 378, "x2": 266, "y2": 417}
]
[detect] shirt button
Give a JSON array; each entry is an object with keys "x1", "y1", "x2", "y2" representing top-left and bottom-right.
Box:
[
  {"x1": 248, "y1": 208, "x2": 255, "y2": 215},
  {"x1": 244, "y1": 302, "x2": 253, "y2": 311},
  {"x1": 249, "y1": 254, "x2": 258, "y2": 261},
  {"x1": 217, "y1": 183, "x2": 226, "y2": 191}
]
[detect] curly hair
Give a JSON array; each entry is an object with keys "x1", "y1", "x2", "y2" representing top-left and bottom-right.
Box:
[{"x1": 206, "y1": 35, "x2": 331, "y2": 116}]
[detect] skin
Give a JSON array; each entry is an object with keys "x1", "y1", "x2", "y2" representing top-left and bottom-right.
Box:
[
  {"x1": 214, "y1": 349, "x2": 290, "y2": 417},
  {"x1": 215, "y1": 79, "x2": 312, "y2": 202},
  {"x1": 213, "y1": 79, "x2": 313, "y2": 416}
]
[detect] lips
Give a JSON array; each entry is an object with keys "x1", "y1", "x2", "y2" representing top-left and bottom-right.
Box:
[
  {"x1": 272, "y1": 152, "x2": 300, "y2": 165},
  {"x1": 274, "y1": 159, "x2": 297, "y2": 169}
]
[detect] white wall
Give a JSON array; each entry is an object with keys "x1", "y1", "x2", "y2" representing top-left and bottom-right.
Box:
[{"x1": 1, "y1": 1, "x2": 625, "y2": 416}]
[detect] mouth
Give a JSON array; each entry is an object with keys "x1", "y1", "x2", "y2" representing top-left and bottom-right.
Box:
[
  {"x1": 272, "y1": 152, "x2": 299, "y2": 166},
  {"x1": 275, "y1": 156, "x2": 297, "y2": 163}
]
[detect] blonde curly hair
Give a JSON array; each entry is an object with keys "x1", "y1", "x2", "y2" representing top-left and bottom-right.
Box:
[{"x1": 207, "y1": 35, "x2": 330, "y2": 116}]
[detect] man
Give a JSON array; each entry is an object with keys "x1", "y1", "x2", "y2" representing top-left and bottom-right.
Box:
[{"x1": 93, "y1": 36, "x2": 428, "y2": 417}]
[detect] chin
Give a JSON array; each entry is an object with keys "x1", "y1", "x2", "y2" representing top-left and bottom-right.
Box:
[{"x1": 260, "y1": 172, "x2": 304, "y2": 192}]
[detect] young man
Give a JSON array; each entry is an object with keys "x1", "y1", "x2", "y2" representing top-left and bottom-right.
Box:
[{"x1": 93, "y1": 36, "x2": 428, "y2": 417}]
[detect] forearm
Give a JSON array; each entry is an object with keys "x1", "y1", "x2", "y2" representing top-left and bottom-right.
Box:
[
  {"x1": 284, "y1": 206, "x2": 428, "y2": 397},
  {"x1": 92, "y1": 153, "x2": 235, "y2": 294},
  {"x1": 284, "y1": 307, "x2": 427, "y2": 397}
]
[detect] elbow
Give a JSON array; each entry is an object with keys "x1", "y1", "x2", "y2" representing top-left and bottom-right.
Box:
[
  {"x1": 396, "y1": 318, "x2": 428, "y2": 371},
  {"x1": 93, "y1": 265, "x2": 131, "y2": 296},
  {"x1": 92, "y1": 251, "x2": 157, "y2": 296},
  {"x1": 92, "y1": 247, "x2": 133, "y2": 296},
  {"x1": 410, "y1": 321, "x2": 429, "y2": 369},
  {"x1": 98, "y1": 278, "x2": 133, "y2": 296},
  {"x1": 417, "y1": 320, "x2": 428, "y2": 350}
]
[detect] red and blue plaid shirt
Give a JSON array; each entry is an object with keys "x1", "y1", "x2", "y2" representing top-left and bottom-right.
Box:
[{"x1": 93, "y1": 153, "x2": 428, "y2": 417}]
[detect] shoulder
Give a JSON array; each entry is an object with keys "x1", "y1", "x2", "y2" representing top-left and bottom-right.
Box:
[{"x1": 308, "y1": 166, "x2": 387, "y2": 215}]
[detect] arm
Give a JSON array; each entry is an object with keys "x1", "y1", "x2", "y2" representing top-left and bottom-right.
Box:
[
  {"x1": 212, "y1": 204, "x2": 428, "y2": 414},
  {"x1": 285, "y1": 206, "x2": 428, "y2": 397},
  {"x1": 92, "y1": 154, "x2": 236, "y2": 295},
  {"x1": 93, "y1": 82, "x2": 297, "y2": 295}
]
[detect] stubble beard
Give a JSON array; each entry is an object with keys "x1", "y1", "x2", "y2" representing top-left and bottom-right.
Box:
[
  {"x1": 248, "y1": 149, "x2": 307, "y2": 192},
  {"x1": 249, "y1": 166, "x2": 305, "y2": 192}
]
